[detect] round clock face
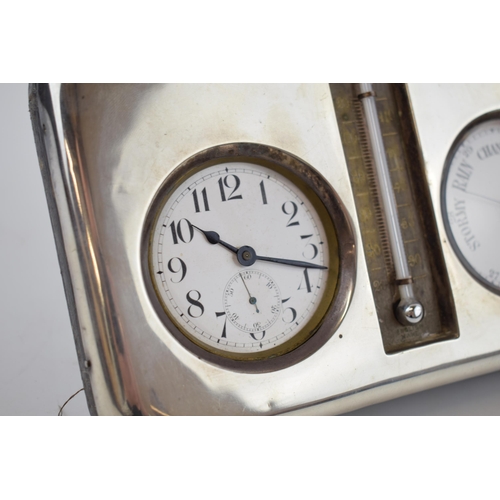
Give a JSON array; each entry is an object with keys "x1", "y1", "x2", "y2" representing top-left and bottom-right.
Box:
[
  {"x1": 442, "y1": 116, "x2": 500, "y2": 295},
  {"x1": 143, "y1": 144, "x2": 355, "y2": 371}
]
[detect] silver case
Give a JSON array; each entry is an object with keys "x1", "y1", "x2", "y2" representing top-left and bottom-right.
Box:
[{"x1": 30, "y1": 83, "x2": 500, "y2": 415}]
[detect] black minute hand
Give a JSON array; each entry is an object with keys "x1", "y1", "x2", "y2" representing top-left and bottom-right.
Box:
[{"x1": 255, "y1": 255, "x2": 327, "y2": 270}]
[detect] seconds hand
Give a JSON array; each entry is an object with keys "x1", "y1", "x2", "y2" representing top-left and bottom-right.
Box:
[
  {"x1": 192, "y1": 225, "x2": 327, "y2": 270},
  {"x1": 239, "y1": 272, "x2": 259, "y2": 313}
]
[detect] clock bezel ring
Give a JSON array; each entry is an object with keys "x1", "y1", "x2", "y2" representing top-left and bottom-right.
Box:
[{"x1": 141, "y1": 142, "x2": 357, "y2": 373}]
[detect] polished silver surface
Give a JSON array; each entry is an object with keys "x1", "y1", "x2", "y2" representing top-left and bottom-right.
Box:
[{"x1": 30, "y1": 83, "x2": 500, "y2": 415}]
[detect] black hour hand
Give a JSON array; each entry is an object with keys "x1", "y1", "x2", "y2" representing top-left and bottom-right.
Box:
[{"x1": 193, "y1": 226, "x2": 238, "y2": 253}]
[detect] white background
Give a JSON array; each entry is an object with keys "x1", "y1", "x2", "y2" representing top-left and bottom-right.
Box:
[{"x1": 1, "y1": 83, "x2": 499, "y2": 416}]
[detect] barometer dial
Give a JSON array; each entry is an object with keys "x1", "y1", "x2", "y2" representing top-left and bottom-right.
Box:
[
  {"x1": 143, "y1": 144, "x2": 355, "y2": 370},
  {"x1": 442, "y1": 116, "x2": 500, "y2": 294}
]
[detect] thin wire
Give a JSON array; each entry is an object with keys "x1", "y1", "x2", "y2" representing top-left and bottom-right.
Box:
[{"x1": 58, "y1": 388, "x2": 85, "y2": 416}]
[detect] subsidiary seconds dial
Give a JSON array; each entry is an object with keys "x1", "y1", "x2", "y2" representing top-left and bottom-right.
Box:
[
  {"x1": 223, "y1": 270, "x2": 281, "y2": 336},
  {"x1": 144, "y1": 144, "x2": 355, "y2": 369}
]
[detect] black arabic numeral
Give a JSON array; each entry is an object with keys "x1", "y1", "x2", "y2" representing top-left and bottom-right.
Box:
[
  {"x1": 282, "y1": 201, "x2": 299, "y2": 227},
  {"x1": 167, "y1": 257, "x2": 187, "y2": 283},
  {"x1": 169, "y1": 219, "x2": 194, "y2": 245},
  {"x1": 192, "y1": 187, "x2": 210, "y2": 213},
  {"x1": 259, "y1": 180, "x2": 268, "y2": 205},
  {"x1": 281, "y1": 297, "x2": 297, "y2": 323},
  {"x1": 300, "y1": 234, "x2": 318, "y2": 259},
  {"x1": 298, "y1": 269, "x2": 312, "y2": 293},
  {"x1": 216, "y1": 311, "x2": 227, "y2": 338},
  {"x1": 250, "y1": 330, "x2": 266, "y2": 341},
  {"x1": 282, "y1": 307, "x2": 297, "y2": 323},
  {"x1": 186, "y1": 290, "x2": 204, "y2": 318},
  {"x1": 169, "y1": 220, "x2": 178, "y2": 245},
  {"x1": 218, "y1": 175, "x2": 243, "y2": 202}
]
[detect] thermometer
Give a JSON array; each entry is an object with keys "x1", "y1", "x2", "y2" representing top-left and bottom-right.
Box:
[
  {"x1": 330, "y1": 83, "x2": 459, "y2": 353},
  {"x1": 357, "y1": 83, "x2": 424, "y2": 325}
]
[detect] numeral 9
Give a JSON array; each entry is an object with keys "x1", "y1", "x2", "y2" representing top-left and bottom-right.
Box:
[{"x1": 167, "y1": 257, "x2": 187, "y2": 283}]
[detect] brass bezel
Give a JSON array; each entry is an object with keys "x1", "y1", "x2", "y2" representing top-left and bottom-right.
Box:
[{"x1": 141, "y1": 143, "x2": 356, "y2": 373}]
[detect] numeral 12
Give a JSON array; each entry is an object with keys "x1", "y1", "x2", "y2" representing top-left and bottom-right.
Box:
[{"x1": 218, "y1": 175, "x2": 243, "y2": 202}]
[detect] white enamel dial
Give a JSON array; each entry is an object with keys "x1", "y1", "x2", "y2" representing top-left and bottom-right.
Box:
[
  {"x1": 443, "y1": 118, "x2": 500, "y2": 294},
  {"x1": 149, "y1": 160, "x2": 337, "y2": 359}
]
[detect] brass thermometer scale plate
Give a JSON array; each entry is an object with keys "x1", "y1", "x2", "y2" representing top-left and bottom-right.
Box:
[{"x1": 330, "y1": 84, "x2": 459, "y2": 353}]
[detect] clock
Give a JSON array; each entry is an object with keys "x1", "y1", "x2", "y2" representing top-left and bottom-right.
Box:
[{"x1": 142, "y1": 143, "x2": 356, "y2": 372}]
